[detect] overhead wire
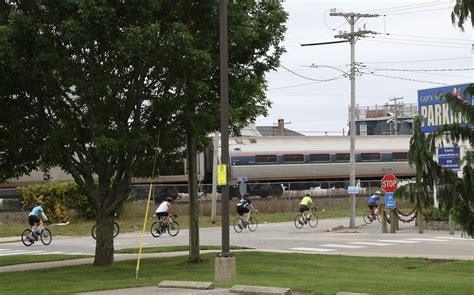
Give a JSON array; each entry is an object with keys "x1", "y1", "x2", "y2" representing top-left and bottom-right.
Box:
[
  {"x1": 361, "y1": 39, "x2": 470, "y2": 49},
  {"x1": 280, "y1": 64, "x2": 348, "y2": 82},
  {"x1": 361, "y1": 1, "x2": 450, "y2": 14},
  {"x1": 360, "y1": 71, "x2": 449, "y2": 85},
  {"x1": 358, "y1": 56, "x2": 474, "y2": 64}
]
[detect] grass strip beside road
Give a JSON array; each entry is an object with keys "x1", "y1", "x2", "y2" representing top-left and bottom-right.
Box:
[
  {"x1": 0, "y1": 252, "x2": 472, "y2": 295},
  {"x1": 115, "y1": 245, "x2": 250, "y2": 254},
  {"x1": 0, "y1": 254, "x2": 90, "y2": 267}
]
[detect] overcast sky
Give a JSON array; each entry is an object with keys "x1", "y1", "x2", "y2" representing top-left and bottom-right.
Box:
[{"x1": 255, "y1": 0, "x2": 473, "y2": 135}]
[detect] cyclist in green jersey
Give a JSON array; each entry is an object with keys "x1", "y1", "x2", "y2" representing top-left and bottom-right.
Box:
[{"x1": 299, "y1": 193, "x2": 315, "y2": 214}]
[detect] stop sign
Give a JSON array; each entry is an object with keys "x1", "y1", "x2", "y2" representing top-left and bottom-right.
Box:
[{"x1": 381, "y1": 174, "x2": 398, "y2": 193}]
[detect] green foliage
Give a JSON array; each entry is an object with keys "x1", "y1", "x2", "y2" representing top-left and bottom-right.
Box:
[
  {"x1": 19, "y1": 182, "x2": 94, "y2": 222},
  {"x1": 451, "y1": 0, "x2": 474, "y2": 31}
]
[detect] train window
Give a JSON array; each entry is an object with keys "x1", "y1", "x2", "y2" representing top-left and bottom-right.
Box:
[
  {"x1": 283, "y1": 154, "x2": 304, "y2": 163},
  {"x1": 255, "y1": 155, "x2": 277, "y2": 164},
  {"x1": 361, "y1": 153, "x2": 381, "y2": 161},
  {"x1": 335, "y1": 153, "x2": 350, "y2": 162},
  {"x1": 310, "y1": 154, "x2": 330, "y2": 162},
  {"x1": 392, "y1": 152, "x2": 408, "y2": 160}
]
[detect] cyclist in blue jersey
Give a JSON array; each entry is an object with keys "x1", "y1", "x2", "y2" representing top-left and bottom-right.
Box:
[
  {"x1": 236, "y1": 193, "x2": 256, "y2": 229},
  {"x1": 368, "y1": 191, "x2": 382, "y2": 220},
  {"x1": 28, "y1": 202, "x2": 48, "y2": 240}
]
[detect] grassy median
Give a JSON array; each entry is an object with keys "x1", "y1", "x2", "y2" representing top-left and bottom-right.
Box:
[
  {"x1": 0, "y1": 254, "x2": 90, "y2": 267},
  {"x1": 1, "y1": 252, "x2": 472, "y2": 295}
]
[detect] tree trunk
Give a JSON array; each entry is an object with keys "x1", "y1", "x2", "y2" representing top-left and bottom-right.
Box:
[
  {"x1": 93, "y1": 209, "x2": 115, "y2": 266},
  {"x1": 187, "y1": 132, "x2": 200, "y2": 263}
]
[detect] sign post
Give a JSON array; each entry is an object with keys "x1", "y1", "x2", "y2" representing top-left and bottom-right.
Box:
[{"x1": 381, "y1": 174, "x2": 398, "y2": 233}]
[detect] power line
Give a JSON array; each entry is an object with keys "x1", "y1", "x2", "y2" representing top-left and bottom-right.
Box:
[
  {"x1": 385, "y1": 7, "x2": 451, "y2": 16},
  {"x1": 361, "y1": 1, "x2": 450, "y2": 14},
  {"x1": 358, "y1": 56, "x2": 474, "y2": 64},
  {"x1": 267, "y1": 78, "x2": 345, "y2": 91},
  {"x1": 362, "y1": 39, "x2": 470, "y2": 49},
  {"x1": 359, "y1": 66, "x2": 474, "y2": 72},
  {"x1": 388, "y1": 33, "x2": 472, "y2": 42},
  {"x1": 361, "y1": 71, "x2": 449, "y2": 85},
  {"x1": 280, "y1": 65, "x2": 348, "y2": 82},
  {"x1": 374, "y1": 36, "x2": 471, "y2": 46}
]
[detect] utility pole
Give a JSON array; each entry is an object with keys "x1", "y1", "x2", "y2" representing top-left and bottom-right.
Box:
[
  {"x1": 388, "y1": 97, "x2": 403, "y2": 135},
  {"x1": 330, "y1": 10, "x2": 379, "y2": 228}
]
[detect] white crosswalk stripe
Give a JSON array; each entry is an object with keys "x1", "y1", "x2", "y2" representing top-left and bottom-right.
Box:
[
  {"x1": 320, "y1": 244, "x2": 365, "y2": 249},
  {"x1": 0, "y1": 250, "x2": 45, "y2": 256},
  {"x1": 378, "y1": 240, "x2": 420, "y2": 244},
  {"x1": 290, "y1": 247, "x2": 337, "y2": 252},
  {"x1": 349, "y1": 242, "x2": 392, "y2": 246},
  {"x1": 435, "y1": 236, "x2": 472, "y2": 240},
  {"x1": 407, "y1": 238, "x2": 450, "y2": 242}
]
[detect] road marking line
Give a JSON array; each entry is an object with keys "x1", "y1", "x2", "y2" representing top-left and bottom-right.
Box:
[
  {"x1": 0, "y1": 249, "x2": 12, "y2": 252},
  {"x1": 435, "y1": 236, "x2": 472, "y2": 240},
  {"x1": 349, "y1": 242, "x2": 392, "y2": 246},
  {"x1": 0, "y1": 250, "x2": 41, "y2": 256},
  {"x1": 407, "y1": 238, "x2": 450, "y2": 242},
  {"x1": 378, "y1": 240, "x2": 420, "y2": 244},
  {"x1": 290, "y1": 247, "x2": 337, "y2": 252},
  {"x1": 67, "y1": 253, "x2": 89, "y2": 255},
  {"x1": 320, "y1": 244, "x2": 365, "y2": 249}
]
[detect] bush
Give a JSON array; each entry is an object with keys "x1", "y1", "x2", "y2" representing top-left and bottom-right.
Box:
[
  {"x1": 423, "y1": 207, "x2": 450, "y2": 221},
  {"x1": 19, "y1": 182, "x2": 94, "y2": 222}
]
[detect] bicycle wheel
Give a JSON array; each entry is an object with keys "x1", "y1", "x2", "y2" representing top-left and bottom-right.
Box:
[
  {"x1": 377, "y1": 212, "x2": 382, "y2": 223},
  {"x1": 21, "y1": 229, "x2": 34, "y2": 247},
  {"x1": 233, "y1": 218, "x2": 243, "y2": 233},
  {"x1": 363, "y1": 210, "x2": 373, "y2": 224},
  {"x1": 167, "y1": 220, "x2": 180, "y2": 237},
  {"x1": 248, "y1": 216, "x2": 258, "y2": 232},
  {"x1": 294, "y1": 214, "x2": 304, "y2": 229},
  {"x1": 308, "y1": 213, "x2": 319, "y2": 228},
  {"x1": 40, "y1": 228, "x2": 52, "y2": 245},
  {"x1": 91, "y1": 224, "x2": 97, "y2": 239},
  {"x1": 150, "y1": 221, "x2": 162, "y2": 237},
  {"x1": 113, "y1": 222, "x2": 120, "y2": 238}
]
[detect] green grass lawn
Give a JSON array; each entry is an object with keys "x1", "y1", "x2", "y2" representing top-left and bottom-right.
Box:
[
  {"x1": 0, "y1": 254, "x2": 90, "y2": 266},
  {"x1": 0, "y1": 209, "x2": 367, "y2": 237},
  {"x1": 0, "y1": 252, "x2": 472, "y2": 295}
]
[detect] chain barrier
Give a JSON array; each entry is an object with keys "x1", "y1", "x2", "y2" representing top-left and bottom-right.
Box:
[{"x1": 397, "y1": 208, "x2": 418, "y2": 223}]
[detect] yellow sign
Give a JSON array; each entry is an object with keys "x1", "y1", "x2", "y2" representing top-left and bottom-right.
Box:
[{"x1": 217, "y1": 164, "x2": 227, "y2": 186}]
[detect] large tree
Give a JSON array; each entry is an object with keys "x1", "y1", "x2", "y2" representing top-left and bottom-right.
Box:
[
  {"x1": 0, "y1": 1, "x2": 183, "y2": 266},
  {"x1": 451, "y1": 0, "x2": 473, "y2": 31},
  {"x1": 0, "y1": 0, "x2": 287, "y2": 265},
  {"x1": 154, "y1": 0, "x2": 287, "y2": 262}
]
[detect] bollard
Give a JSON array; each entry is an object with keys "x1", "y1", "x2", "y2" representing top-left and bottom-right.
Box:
[
  {"x1": 395, "y1": 208, "x2": 400, "y2": 230},
  {"x1": 417, "y1": 210, "x2": 423, "y2": 234},
  {"x1": 390, "y1": 208, "x2": 396, "y2": 233},
  {"x1": 382, "y1": 210, "x2": 388, "y2": 233},
  {"x1": 449, "y1": 213, "x2": 455, "y2": 235}
]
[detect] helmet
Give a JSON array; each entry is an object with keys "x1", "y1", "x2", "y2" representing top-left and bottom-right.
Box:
[
  {"x1": 305, "y1": 192, "x2": 312, "y2": 197},
  {"x1": 243, "y1": 193, "x2": 250, "y2": 198},
  {"x1": 36, "y1": 200, "x2": 43, "y2": 206},
  {"x1": 166, "y1": 197, "x2": 174, "y2": 203},
  {"x1": 375, "y1": 191, "x2": 381, "y2": 195}
]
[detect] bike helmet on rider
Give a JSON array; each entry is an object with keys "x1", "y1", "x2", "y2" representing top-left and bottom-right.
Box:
[
  {"x1": 305, "y1": 192, "x2": 312, "y2": 197},
  {"x1": 166, "y1": 197, "x2": 175, "y2": 203},
  {"x1": 375, "y1": 191, "x2": 381, "y2": 195}
]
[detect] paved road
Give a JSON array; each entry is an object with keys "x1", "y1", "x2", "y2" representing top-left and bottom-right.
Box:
[{"x1": 1, "y1": 217, "x2": 472, "y2": 260}]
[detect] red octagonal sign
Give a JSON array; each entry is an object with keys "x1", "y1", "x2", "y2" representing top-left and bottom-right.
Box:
[{"x1": 381, "y1": 174, "x2": 398, "y2": 193}]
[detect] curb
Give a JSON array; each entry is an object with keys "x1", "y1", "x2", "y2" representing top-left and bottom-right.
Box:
[{"x1": 327, "y1": 225, "x2": 344, "y2": 232}]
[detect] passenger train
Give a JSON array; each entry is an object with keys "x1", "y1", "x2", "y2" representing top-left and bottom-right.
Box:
[{"x1": 1, "y1": 135, "x2": 416, "y2": 198}]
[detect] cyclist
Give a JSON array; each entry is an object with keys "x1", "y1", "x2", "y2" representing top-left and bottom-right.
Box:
[
  {"x1": 28, "y1": 201, "x2": 48, "y2": 240},
  {"x1": 236, "y1": 193, "x2": 256, "y2": 229},
  {"x1": 299, "y1": 193, "x2": 315, "y2": 222},
  {"x1": 368, "y1": 191, "x2": 383, "y2": 220},
  {"x1": 155, "y1": 197, "x2": 176, "y2": 226}
]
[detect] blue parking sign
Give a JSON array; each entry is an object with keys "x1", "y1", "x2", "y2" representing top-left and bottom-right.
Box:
[{"x1": 385, "y1": 192, "x2": 395, "y2": 209}]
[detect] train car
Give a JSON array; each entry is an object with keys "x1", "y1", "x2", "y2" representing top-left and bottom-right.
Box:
[
  {"x1": 229, "y1": 135, "x2": 415, "y2": 197},
  {"x1": 1, "y1": 135, "x2": 416, "y2": 199}
]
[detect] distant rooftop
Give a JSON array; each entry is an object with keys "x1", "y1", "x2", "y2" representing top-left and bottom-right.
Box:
[{"x1": 239, "y1": 125, "x2": 304, "y2": 137}]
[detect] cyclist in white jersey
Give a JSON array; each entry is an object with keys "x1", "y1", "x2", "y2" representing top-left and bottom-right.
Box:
[{"x1": 155, "y1": 197, "x2": 175, "y2": 226}]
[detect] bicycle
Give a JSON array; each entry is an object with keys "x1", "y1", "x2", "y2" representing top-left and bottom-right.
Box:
[
  {"x1": 92, "y1": 213, "x2": 120, "y2": 239},
  {"x1": 233, "y1": 210, "x2": 258, "y2": 233},
  {"x1": 150, "y1": 215, "x2": 180, "y2": 238},
  {"x1": 363, "y1": 203, "x2": 390, "y2": 224},
  {"x1": 21, "y1": 225, "x2": 52, "y2": 247},
  {"x1": 294, "y1": 207, "x2": 318, "y2": 229}
]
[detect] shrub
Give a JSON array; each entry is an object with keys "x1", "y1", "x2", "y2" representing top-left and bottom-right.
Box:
[{"x1": 19, "y1": 182, "x2": 94, "y2": 221}]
